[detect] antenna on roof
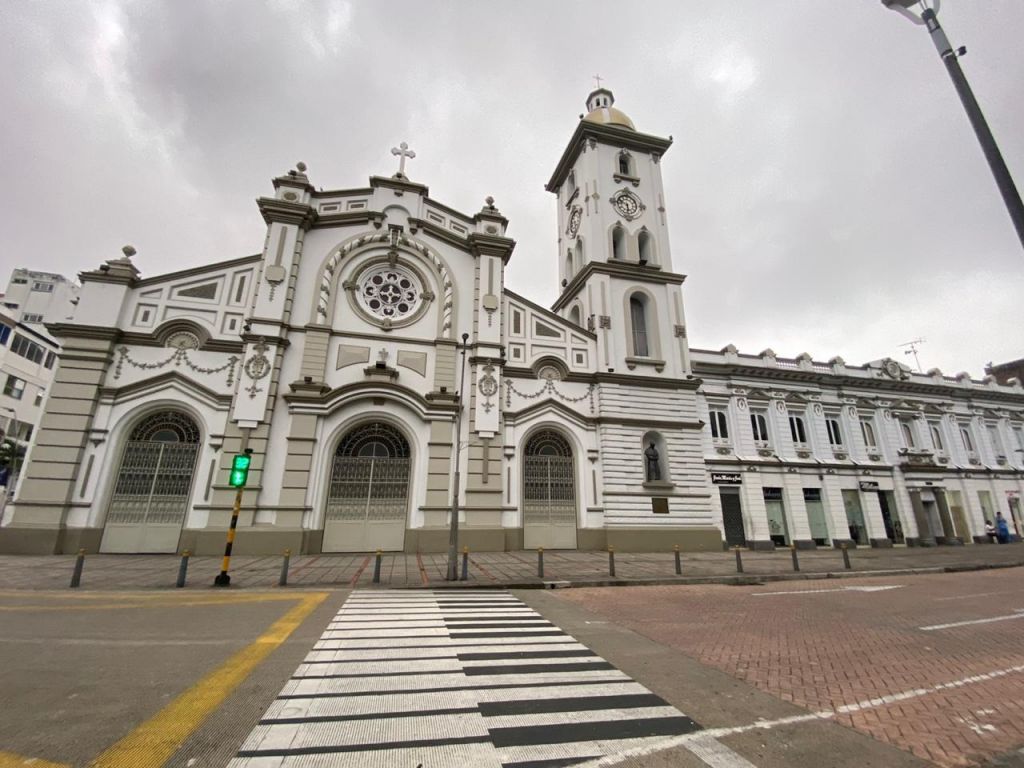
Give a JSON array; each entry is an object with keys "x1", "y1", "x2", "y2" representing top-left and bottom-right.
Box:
[{"x1": 898, "y1": 338, "x2": 926, "y2": 372}]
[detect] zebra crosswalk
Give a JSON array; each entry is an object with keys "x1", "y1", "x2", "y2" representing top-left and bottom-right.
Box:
[{"x1": 230, "y1": 589, "x2": 701, "y2": 767}]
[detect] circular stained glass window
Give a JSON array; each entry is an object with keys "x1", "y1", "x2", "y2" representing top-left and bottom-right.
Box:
[{"x1": 357, "y1": 265, "x2": 421, "y2": 322}]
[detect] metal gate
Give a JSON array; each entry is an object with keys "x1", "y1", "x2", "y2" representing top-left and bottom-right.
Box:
[
  {"x1": 100, "y1": 411, "x2": 200, "y2": 553},
  {"x1": 323, "y1": 423, "x2": 409, "y2": 552},
  {"x1": 523, "y1": 430, "x2": 577, "y2": 549},
  {"x1": 719, "y1": 488, "x2": 747, "y2": 547}
]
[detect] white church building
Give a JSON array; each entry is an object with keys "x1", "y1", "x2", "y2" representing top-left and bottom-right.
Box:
[{"x1": 2, "y1": 88, "x2": 1023, "y2": 555}]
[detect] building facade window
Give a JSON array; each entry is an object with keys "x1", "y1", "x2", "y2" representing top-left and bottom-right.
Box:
[
  {"x1": 10, "y1": 334, "x2": 45, "y2": 365},
  {"x1": 637, "y1": 230, "x2": 654, "y2": 264},
  {"x1": 31, "y1": 281, "x2": 54, "y2": 292},
  {"x1": 929, "y1": 422, "x2": 945, "y2": 452},
  {"x1": 11, "y1": 277, "x2": 27, "y2": 284},
  {"x1": 709, "y1": 409, "x2": 729, "y2": 441},
  {"x1": 788, "y1": 415, "x2": 808, "y2": 446},
  {"x1": 4, "y1": 375, "x2": 26, "y2": 400},
  {"x1": 899, "y1": 419, "x2": 916, "y2": 448},
  {"x1": 826, "y1": 418, "x2": 843, "y2": 446},
  {"x1": 612, "y1": 226, "x2": 626, "y2": 260},
  {"x1": 960, "y1": 425, "x2": 975, "y2": 453},
  {"x1": 750, "y1": 412, "x2": 770, "y2": 446},
  {"x1": 860, "y1": 418, "x2": 877, "y2": 448},
  {"x1": 22, "y1": 313, "x2": 43, "y2": 323},
  {"x1": 629, "y1": 295, "x2": 649, "y2": 357},
  {"x1": 34, "y1": 390, "x2": 44, "y2": 407},
  {"x1": 0, "y1": 325, "x2": 10, "y2": 346},
  {"x1": 987, "y1": 425, "x2": 1005, "y2": 458}
]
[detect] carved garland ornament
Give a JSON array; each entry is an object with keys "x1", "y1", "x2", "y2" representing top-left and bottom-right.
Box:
[
  {"x1": 113, "y1": 345, "x2": 238, "y2": 386},
  {"x1": 478, "y1": 364, "x2": 498, "y2": 414},
  {"x1": 243, "y1": 338, "x2": 271, "y2": 398},
  {"x1": 504, "y1": 379, "x2": 597, "y2": 414}
]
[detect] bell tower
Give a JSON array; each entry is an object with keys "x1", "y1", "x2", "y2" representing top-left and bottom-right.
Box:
[{"x1": 547, "y1": 88, "x2": 691, "y2": 378}]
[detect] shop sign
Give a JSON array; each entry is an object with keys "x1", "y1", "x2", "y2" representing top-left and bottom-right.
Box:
[
  {"x1": 859, "y1": 481, "x2": 880, "y2": 491},
  {"x1": 711, "y1": 472, "x2": 742, "y2": 485}
]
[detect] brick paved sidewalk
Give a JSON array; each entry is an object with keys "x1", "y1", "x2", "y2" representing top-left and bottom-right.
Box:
[{"x1": 0, "y1": 542, "x2": 1021, "y2": 590}]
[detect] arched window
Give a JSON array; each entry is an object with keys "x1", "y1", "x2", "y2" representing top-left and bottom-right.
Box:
[
  {"x1": 618, "y1": 152, "x2": 632, "y2": 176},
  {"x1": 629, "y1": 295, "x2": 649, "y2": 357},
  {"x1": 612, "y1": 226, "x2": 626, "y2": 260},
  {"x1": 929, "y1": 423, "x2": 944, "y2": 451},
  {"x1": 567, "y1": 170, "x2": 576, "y2": 193},
  {"x1": 789, "y1": 415, "x2": 808, "y2": 446},
  {"x1": 960, "y1": 425, "x2": 975, "y2": 453},
  {"x1": 574, "y1": 239, "x2": 584, "y2": 271},
  {"x1": 565, "y1": 250, "x2": 574, "y2": 281},
  {"x1": 569, "y1": 305, "x2": 582, "y2": 326},
  {"x1": 638, "y1": 229, "x2": 654, "y2": 265},
  {"x1": 900, "y1": 419, "x2": 916, "y2": 448}
]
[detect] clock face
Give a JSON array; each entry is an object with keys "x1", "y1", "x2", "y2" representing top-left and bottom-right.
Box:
[
  {"x1": 611, "y1": 189, "x2": 645, "y2": 221},
  {"x1": 567, "y1": 207, "x2": 582, "y2": 236}
]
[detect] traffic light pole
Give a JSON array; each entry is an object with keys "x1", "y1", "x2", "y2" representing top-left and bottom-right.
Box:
[
  {"x1": 214, "y1": 446, "x2": 253, "y2": 587},
  {"x1": 213, "y1": 487, "x2": 244, "y2": 586}
]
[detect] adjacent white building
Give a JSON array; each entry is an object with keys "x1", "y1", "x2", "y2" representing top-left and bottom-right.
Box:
[{"x1": 0, "y1": 89, "x2": 1021, "y2": 554}]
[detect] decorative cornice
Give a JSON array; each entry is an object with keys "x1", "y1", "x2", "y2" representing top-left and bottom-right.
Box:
[
  {"x1": 98, "y1": 370, "x2": 234, "y2": 406},
  {"x1": 369, "y1": 174, "x2": 429, "y2": 196},
  {"x1": 467, "y1": 232, "x2": 516, "y2": 264},
  {"x1": 504, "y1": 288, "x2": 597, "y2": 340},
  {"x1": 256, "y1": 197, "x2": 317, "y2": 229},
  {"x1": 546, "y1": 121, "x2": 673, "y2": 192},
  {"x1": 133, "y1": 254, "x2": 262, "y2": 288},
  {"x1": 407, "y1": 217, "x2": 470, "y2": 251},
  {"x1": 552, "y1": 261, "x2": 686, "y2": 312},
  {"x1": 311, "y1": 210, "x2": 385, "y2": 229}
]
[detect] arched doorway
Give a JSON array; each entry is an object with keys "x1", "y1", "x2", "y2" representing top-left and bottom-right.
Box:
[
  {"x1": 100, "y1": 411, "x2": 201, "y2": 553},
  {"x1": 523, "y1": 429, "x2": 578, "y2": 549},
  {"x1": 323, "y1": 422, "x2": 410, "y2": 552}
]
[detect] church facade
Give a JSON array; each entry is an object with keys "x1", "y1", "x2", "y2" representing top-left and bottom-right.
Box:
[{"x1": 2, "y1": 89, "x2": 1023, "y2": 555}]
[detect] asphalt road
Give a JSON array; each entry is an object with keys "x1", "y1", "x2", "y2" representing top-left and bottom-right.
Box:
[{"x1": 1, "y1": 569, "x2": 1022, "y2": 767}]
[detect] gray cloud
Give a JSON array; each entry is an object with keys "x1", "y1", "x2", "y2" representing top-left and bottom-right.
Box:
[{"x1": 1, "y1": 0, "x2": 1021, "y2": 374}]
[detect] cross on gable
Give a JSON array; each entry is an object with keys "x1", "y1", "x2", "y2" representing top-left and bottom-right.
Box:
[
  {"x1": 391, "y1": 142, "x2": 416, "y2": 178},
  {"x1": 593, "y1": 74, "x2": 603, "y2": 89}
]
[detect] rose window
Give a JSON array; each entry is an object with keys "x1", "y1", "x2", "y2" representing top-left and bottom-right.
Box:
[{"x1": 358, "y1": 266, "x2": 421, "y2": 321}]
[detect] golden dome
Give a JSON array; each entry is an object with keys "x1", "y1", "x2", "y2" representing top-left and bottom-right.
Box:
[
  {"x1": 582, "y1": 88, "x2": 635, "y2": 131},
  {"x1": 582, "y1": 106, "x2": 635, "y2": 130}
]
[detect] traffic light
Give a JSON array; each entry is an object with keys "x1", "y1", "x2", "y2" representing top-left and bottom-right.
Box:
[{"x1": 228, "y1": 453, "x2": 251, "y2": 488}]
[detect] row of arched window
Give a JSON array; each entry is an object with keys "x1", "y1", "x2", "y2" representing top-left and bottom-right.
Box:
[{"x1": 564, "y1": 227, "x2": 657, "y2": 282}]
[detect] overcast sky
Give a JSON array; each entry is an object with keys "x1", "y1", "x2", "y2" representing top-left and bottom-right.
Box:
[{"x1": 2, "y1": 1, "x2": 1022, "y2": 376}]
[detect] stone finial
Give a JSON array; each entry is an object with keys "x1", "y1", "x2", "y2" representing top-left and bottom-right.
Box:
[
  {"x1": 485, "y1": 196, "x2": 495, "y2": 208},
  {"x1": 122, "y1": 245, "x2": 136, "y2": 258},
  {"x1": 758, "y1": 348, "x2": 775, "y2": 358},
  {"x1": 955, "y1": 371, "x2": 971, "y2": 383},
  {"x1": 296, "y1": 161, "x2": 307, "y2": 173},
  {"x1": 828, "y1": 356, "x2": 846, "y2": 366},
  {"x1": 796, "y1": 352, "x2": 813, "y2": 361}
]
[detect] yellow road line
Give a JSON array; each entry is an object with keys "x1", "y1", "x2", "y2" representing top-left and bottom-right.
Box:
[
  {"x1": 87, "y1": 592, "x2": 328, "y2": 768},
  {"x1": 0, "y1": 751, "x2": 69, "y2": 768},
  {"x1": 0, "y1": 590, "x2": 314, "y2": 601}
]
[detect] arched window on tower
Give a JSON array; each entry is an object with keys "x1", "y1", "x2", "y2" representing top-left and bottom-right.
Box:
[
  {"x1": 618, "y1": 153, "x2": 631, "y2": 176},
  {"x1": 567, "y1": 170, "x2": 576, "y2": 193},
  {"x1": 612, "y1": 226, "x2": 626, "y2": 260},
  {"x1": 638, "y1": 229, "x2": 654, "y2": 265},
  {"x1": 569, "y1": 305, "x2": 582, "y2": 326},
  {"x1": 629, "y1": 294, "x2": 650, "y2": 357},
  {"x1": 565, "y1": 250, "x2": 574, "y2": 281},
  {"x1": 574, "y1": 239, "x2": 584, "y2": 271}
]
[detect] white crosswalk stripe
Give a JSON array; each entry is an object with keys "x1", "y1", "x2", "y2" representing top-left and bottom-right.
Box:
[{"x1": 229, "y1": 590, "x2": 702, "y2": 768}]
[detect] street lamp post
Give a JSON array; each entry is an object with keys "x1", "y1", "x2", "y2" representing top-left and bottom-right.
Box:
[
  {"x1": 447, "y1": 333, "x2": 470, "y2": 581},
  {"x1": 883, "y1": 0, "x2": 1024, "y2": 251}
]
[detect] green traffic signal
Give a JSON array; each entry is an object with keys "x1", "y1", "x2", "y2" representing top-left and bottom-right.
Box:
[{"x1": 228, "y1": 453, "x2": 251, "y2": 488}]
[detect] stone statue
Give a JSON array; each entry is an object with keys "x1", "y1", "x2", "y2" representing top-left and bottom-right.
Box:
[{"x1": 645, "y1": 442, "x2": 661, "y2": 482}]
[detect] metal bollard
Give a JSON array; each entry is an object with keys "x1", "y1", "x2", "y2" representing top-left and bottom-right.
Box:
[
  {"x1": 537, "y1": 547, "x2": 544, "y2": 579},
  {"x1": 70, "y1": 549, "x2": 85, "y2": 588},
  {"x1": 279, "y1": 548, "x2": 291, "y2": 587},
  {"x1": 734, "y1": 546, "x2": 744, "y2": 574},
  {"x1": 176, "y1": 550, "x2": 191, "y2": 588},
  {"x1": 372, "y1": 549, "x2": 383, "y2": 584},
  {"x1": 674, "y1": 544, "x2": 682, "y2": 575},
  {"x1": 841, "y1": 543, "x2": 851, "y2": 570},
  {"x1": 608, "y1": 545, "x2": 616, "y2": 577},
  {"x1": 461, "y1": 546, "x2": 469, "y2": 581},
  {"x1": 790, "y1": 544, "x2": 800, "y2": 572}
]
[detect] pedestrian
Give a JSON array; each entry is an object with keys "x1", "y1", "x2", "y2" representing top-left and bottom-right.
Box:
[
  {"x1": 985, "y1": 520, "x2": 997, "y2": 544},
  {"x1": 995, "y1": 512, "x2": 1010, "y2": 544}
]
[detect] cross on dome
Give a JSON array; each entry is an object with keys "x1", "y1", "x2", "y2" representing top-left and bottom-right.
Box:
[
  {"x1": 593, "y1": 74, "x2": 603, "y2": 89},
  {"x1": 391, "y1": 142, "x2": 416, "y2": 178}
]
